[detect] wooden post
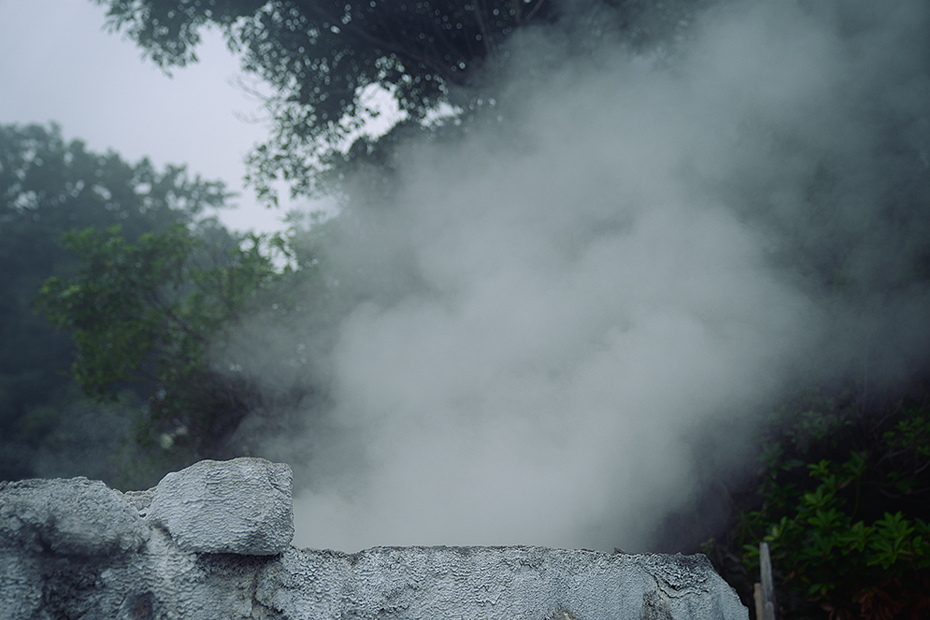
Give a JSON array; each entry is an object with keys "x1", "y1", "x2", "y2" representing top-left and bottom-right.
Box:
[
  {"x1": 754, "y1": 583, "x2": 764, "y2": 620},
  {"x1": 758, "y1": 542, "x2": 776, "y2": 620}
]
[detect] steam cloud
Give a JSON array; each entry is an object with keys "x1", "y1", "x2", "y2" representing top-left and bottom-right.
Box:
[{"x1": 231, "y1": 0, "x2": 930, "y2": 552}]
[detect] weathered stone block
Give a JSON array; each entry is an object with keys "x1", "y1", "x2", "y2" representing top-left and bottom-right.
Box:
[
  {"x1": 0, "y1": 477, "x2": 149, "y2": 556},
  {"x1": 0, "y1": 461, "x2": 748, "y2": 619},
  {"x1": 255, "y1": 546, "x2": 748, "y2": 620},
  {"x1": 145, "y1": 457, "x2": 294, "y2": 555},
  {"x1": 0, "y1": 553, "x2": 43, "y2": 620}
]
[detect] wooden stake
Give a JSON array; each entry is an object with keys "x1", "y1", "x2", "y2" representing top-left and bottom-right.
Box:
[
  {"x1": 759, "y1": 542, "x2": 776, "y2": 620},
  {"x1": 754, "y1": 583, "x2": 764, "y2": 620}
]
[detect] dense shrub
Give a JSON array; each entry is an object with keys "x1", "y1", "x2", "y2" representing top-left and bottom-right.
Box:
[{"x1": 705, "y1": 390, "x2": 930, "y2": 620}]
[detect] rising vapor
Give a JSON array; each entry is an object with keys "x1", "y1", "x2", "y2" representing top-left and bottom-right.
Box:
[{"x1": 229, "y1": 0, "x2": 930, "y2": 553}]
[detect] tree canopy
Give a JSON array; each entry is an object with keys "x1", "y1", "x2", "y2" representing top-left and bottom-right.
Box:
[
  {"x1": 0, "y1": 122, "x2": 225, "y2": 235},
  {"x1": 35, "y1": 222, "x2": 291, "y2": 462},
  {"x1": 0, "y1": 122, "x2": 228, "y2": 480},
  {"x1": 91, "y1": 0, "x2": 684, "y2": 200}
]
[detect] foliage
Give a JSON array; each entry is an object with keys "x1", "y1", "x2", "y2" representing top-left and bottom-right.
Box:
[
  {"x1": 0, "y1": 122, "x2": 228, "y2": 480},
  {"x1": 705, "y1": 392, "x2": 930, "y2": 620},
  {"x1": 34, "y1": 222, "x2": 293, "y2": 461},
  {"x1": 0, "y1": 122, "x2": 225, "y2": 234},
  {"x1": 91, "y1": 0, "x2": 696, "y2": 200}
]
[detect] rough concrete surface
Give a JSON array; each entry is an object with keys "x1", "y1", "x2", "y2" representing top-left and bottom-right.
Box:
[
  {"x1": 145, "y1": 457, "x2": 294, "y2": 555},
  {"x1": 0, "y1": 477, "x2": 150, "y2": 556},
  {"x1": 0, "y1": 458, "x2": 748, "y2": 620},
  {"x1": 257, "y1": 546, "x2": 748, "y2": 620}
]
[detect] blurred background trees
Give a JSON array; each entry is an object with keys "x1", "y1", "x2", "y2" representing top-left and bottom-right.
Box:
[
  {"x1": 0, "y1": 122, "x2": 281, "y2": 486},
  {"x1": 34, "y1": 223, "x2": 292, "y2": 467}
]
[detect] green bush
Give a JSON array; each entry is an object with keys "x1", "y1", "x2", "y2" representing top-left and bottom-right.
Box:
[
  {"x1": 706, "y1": 393, "x2": 930, "y2": 619},
  {"x1": 35, "y1": 223, "x2": 293, "y2": 462}
]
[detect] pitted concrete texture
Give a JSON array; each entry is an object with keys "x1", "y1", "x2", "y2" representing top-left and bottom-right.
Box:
[
  {"x1": 0, "y1": 459, "x2": 747, "y2": 620},
  {"x1": 145, "y1": 457, "x2": 294, "y2": 555},
  {"x1": 256, "y1": 546, "x2": 748, "y2": 620},
  {"x1": 0, "y1": 477, "x2": 149, "y2": 556}
]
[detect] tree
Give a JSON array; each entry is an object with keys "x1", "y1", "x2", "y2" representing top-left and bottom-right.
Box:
[
  {"x1": 0, "y1": 122, "x2": 227, "y2": 480},
  {"x1": 91, "y1": 0, "x2": 691, "y2": 200},
  {"x1": 35, "y1": 221, "x2": 294, "y2": 463}
]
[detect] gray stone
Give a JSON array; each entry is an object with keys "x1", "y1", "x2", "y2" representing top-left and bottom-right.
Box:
[
  {"x1": 120, "y1": 488, "x2": 155, "y2": 517},
  {"x1": 145, "y1": 457, "x2": 294, "y2": 555},
  {"x1": 255, "y1": 546, "x2": 748, "y2": 620},
  {"x1": 0, "y1": 462, "x2": 748, "y2": 619},
  {"x1": 0, "y1": 553, "x2": 43, "y2": 620},
  {"x1": 0, "y1": 477, "x2": 149, "y2": 556}
]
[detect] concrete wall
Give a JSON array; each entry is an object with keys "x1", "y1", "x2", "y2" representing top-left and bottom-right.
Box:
[{"x1": 0, "y1": 458, "x2": 748, "y2": 620}]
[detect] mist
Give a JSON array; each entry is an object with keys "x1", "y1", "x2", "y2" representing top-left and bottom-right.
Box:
[{"x1": 228, "y1": 0, "x2": 930, "y2": 553}]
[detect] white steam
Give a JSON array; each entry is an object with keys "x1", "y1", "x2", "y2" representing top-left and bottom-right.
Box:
[{"x1": 235, "y1": 0, "x2": 930, "y2": 552}]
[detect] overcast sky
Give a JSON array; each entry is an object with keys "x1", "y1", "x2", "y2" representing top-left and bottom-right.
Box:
[{"x1": 0, "y1": 0, "x2": 308, "y2": 233}]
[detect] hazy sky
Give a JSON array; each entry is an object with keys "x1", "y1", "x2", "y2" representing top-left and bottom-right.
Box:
[{"x1": 0, "y1": 0, "x2": 301, "y2": 233}]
